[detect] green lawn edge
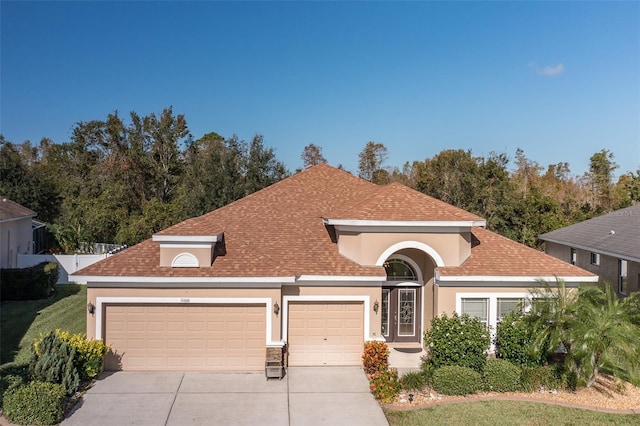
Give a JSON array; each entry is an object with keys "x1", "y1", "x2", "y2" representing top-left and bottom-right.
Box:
[
  {"x1": 384, "y1": 400, "x2": 639, "y2": 425},
  {"x1": 1, "y1": 284, "x2": 87, "y2": 368}
]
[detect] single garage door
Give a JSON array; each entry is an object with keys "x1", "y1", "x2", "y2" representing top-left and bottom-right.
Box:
[
  {"x1": 287, "y1": 301, "x2": 364, "y2": 366},
  {"x1": 104, "y1": 304, "x2": 266, "y2": 371}
]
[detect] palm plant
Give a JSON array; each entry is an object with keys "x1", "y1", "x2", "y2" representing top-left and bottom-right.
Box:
[
  {"x1": 526, "y1": 280, "x2": 640, "y2": 388},
  {"x1": 571, "y1": 283, "x2": 640, "y2": 387},
  {"x1": 526, "y1": 280, "x2": 578, "y2": 364}
]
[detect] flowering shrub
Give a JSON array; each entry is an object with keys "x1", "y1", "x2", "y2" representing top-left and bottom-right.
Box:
[
  {"x1": 423, "y1": 312, "x2": 489, "y2": 372},
  {"x1": 34, "y1": 329, "x2": 109, "y2": 380},
  {"x1": 368, "y1": 368, "x2": 400, "y2": 403},
  {"x1": 362, "y1": 340, "x2": 389, "y2": 375}
]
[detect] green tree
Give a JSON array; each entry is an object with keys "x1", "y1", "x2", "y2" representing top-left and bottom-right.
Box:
[
  {"x1": 586, "y1": 149, "x2": 618, "y2": 213},
  {"x1": 143, "y1": 106, "x2": 189, "y2": 203},
  {"x1": 301, "y1": 143, "x2": 327, "y2": 168},
  {"x1": 0, "y1": 138, "x2": 61, "y2": 222},
  {"x1": 243, "y1": 134, "x2": 288, "y2": 195},
  {"x1": 357, "y1": 141, "x2": 388, "y2": 183}
]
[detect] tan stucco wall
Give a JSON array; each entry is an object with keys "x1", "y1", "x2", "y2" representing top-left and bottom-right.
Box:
[
  {"x1": 0, "y1": 218, "x2": 33, "y2": 269},
  {"x1": 87, "y1": 287, "x2": 282, "y2": 342},
  {"x1": 336, "y1": 231, "x2": 470, "y2": 267},
  {"x1": 159, "y1": 246, "x2": 212, "y2": 267},
  {"x1": 434, "y1": 286, "x2": 535, "y2": 319}
]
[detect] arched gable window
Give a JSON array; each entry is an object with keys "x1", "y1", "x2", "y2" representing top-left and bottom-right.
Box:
[
  {"x1": 171, "y1": 253, "x2": 199, "y2": 268},
  {"x1": 384, "y1": 258, "x2": 418, "y2": 281}
]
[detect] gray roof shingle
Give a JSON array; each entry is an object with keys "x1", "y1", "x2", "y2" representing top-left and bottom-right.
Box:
[{"x1": 539, "y1": 204, "x2": 640, "y2": 262}]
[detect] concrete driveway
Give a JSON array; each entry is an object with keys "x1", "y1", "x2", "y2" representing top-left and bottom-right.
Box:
[{"x1": 62, "y1": 367, "x2": 388, "y2": 426}]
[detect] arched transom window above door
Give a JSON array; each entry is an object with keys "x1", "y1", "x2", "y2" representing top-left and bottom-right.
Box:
[{"x1": 384, "y1": 258, "x2": 419, "y2": 281}]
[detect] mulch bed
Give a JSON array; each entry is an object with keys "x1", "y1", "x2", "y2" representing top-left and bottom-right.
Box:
[{"x1": 383, "y1": 374, "x2": 640, "y2": 414}]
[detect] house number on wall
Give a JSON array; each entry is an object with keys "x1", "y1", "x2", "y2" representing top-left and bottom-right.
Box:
[{"x1": 180, "y1": 298, "x2": 190, "y2": 303}]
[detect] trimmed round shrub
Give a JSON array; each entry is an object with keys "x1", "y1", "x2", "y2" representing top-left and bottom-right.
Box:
[
  {"x1": 483, "y1": 359, "x2": 521, "y2": 392},
  {"x1": 432, "y1": 366, "x2": 481, "y2": 395},
  {"x1": 2, "y1": 381, "x2": 66, "y2": 426},
  {"x1": 400, "y1": 371, "x2": 427, "y2": 392},
  {"x1": 424, "y1": 313, "x2": 490, "y2": 372}
]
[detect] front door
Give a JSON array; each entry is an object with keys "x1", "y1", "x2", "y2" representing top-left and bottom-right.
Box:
[{"x1": 381, "y1": 286, "x2": 421, "y2": 343}]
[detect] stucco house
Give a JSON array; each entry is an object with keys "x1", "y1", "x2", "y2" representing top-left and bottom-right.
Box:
[
  {"x1": 73, "y1": 165, "x2": 597, "y2": 372},
  {"x1": 0, "y1": 197, "x2": 38, "y2": 269},
  {"x1": 539, "y1": 203, "x2": 640, "y2": 296}
]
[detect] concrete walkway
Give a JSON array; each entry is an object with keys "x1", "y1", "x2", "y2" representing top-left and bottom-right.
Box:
[{"x1": 62, "y1": 367, "x2": 388, "y2": 426}]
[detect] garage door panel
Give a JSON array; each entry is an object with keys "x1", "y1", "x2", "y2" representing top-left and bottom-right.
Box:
[
  {"x1": 288, "y1": 301, "x2": 364, "y2": 366},
  {"x1": 105, "y1": 304, "x2": 266, "y2": 371}
]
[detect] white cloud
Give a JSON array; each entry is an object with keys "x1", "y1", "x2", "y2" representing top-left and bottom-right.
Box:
[
  {"x1": 527, "y1": 61, "x2": 565, "y2": 77},
  {"x1": 538, "y1": 63, "x2": 565, "y2": 76}
]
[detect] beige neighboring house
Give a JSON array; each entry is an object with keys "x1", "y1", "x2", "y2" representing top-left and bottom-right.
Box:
[
  {"x1": 73, "y1": 165, "x2": 597, "y2": 372},
  {"x1": 539, "y1": 204, "x2": 640, "y2": 296},
  {"x1": 0, "y1": 198, "x2": 37, "y2": 269}
]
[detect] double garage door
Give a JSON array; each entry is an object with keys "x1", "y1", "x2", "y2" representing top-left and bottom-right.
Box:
[
  {"x1": 104, "y1": 304, "x2": 266, "y2": 371},
  {"x1": 103, "y1": 301, "x2": 365, "y2": 371}
]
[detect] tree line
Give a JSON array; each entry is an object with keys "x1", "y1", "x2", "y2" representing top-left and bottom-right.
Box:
[
  {"x1": 0, "y1": 107, "x2": 286, "y2": 251},
  {"x1": 2, "y1": 106, "x2": 639, "y2": 252}
]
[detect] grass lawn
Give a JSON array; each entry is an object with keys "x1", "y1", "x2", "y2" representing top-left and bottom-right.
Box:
[
  {"x1": 384, "y1": 400, "x2": 639, "y2": 425},
  {"x1": 0, "y1": 284, "x2": 86, "y2": 367}
]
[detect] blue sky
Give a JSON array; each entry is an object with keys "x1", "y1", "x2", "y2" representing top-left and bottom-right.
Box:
[{"x1": 2, "y1": 1, "x2": 639, "y2": 177}]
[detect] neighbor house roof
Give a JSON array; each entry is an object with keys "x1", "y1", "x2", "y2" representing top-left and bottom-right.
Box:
[
  {"x1": 0, "y1": 197, "x2": 37, "y2": 223},
  {"x1": 539, "y1": 204, "x2": 640, "y2": 263},
  {"x1": 75, "y1": 164, "x2": 597, "y2": 282}
]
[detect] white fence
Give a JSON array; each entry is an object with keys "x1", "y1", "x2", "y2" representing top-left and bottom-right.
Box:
[{"x1": 17, "y1": 254, "x2": 106, "y2": 284}]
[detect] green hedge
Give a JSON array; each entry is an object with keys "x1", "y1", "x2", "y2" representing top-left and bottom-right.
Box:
[
  {"x1": 495, "y1": 312, "x2": 546, "y2": 366},
  {"x1": 483, "y1": 359, "x2": 521, "y2": 392},
  {"x1": 0, "y1": 262, "x2": 58, "y2": 300},
  {"x1": 2, "y1": 381, "x2": 66, "y2": 426},
  {"x1": 424, "y1": 312, "x2": 490, "y2": 372},
  {"x1": 432, "y1": 366, "x2": 482, "y2": 395}
]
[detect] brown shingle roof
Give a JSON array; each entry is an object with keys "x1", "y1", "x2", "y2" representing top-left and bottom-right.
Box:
[
  {"x1": 329, "y1": 182, "x2": 484, "y2": 222},
  {"x1": 438, "y1": 227, "x2": 596, "y2": 278},
  {"x1": 75, "y1": 164, "x2": 595, "y2": 281},
  {"x1": 0, "y1": 198, "x2": 36, "y2": 222}
]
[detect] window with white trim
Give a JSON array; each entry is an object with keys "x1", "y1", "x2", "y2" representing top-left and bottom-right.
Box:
[
  {"x1": 461, "y1": 298, "x2": 488, "y2": 328},
  {"x1": 590, "y1": 252, "x2": 600, "y2": 266},
  {"x1": 570, "y1": 248, "x2": 576, "y2": 265},
  {"x1": 456, "y1": 292, "x2": 532, "y2": 352}
]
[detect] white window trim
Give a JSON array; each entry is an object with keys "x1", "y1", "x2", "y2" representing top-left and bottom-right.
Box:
[
  {"x1": 282, "y1": 295, "x2": 370, "y2": 342},
  {"x1": 171, "y1": 252, "x2": 200, "y2": 268},
  {"x1": 397, "y1": 288, "x2": 417, "y2": 337},
  {"x1": 456, "y1": 292, "x2": 531, "y2": 351},
  {"x1": 376, "y1": 241, "x2": 445, "y2": 267},
  {"x1": 94, "y1": 296, "x2": 279, "y2": 346},
  {"x1": 386, "y1": 254, "x2": 424, "y2": 283}
]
